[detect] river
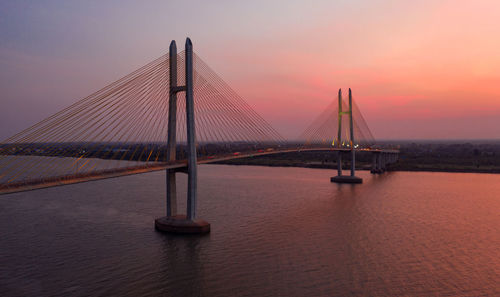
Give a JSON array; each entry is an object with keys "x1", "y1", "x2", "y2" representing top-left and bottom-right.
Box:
[{"x1": 0, "y1": 165, "x2": 499, "y2": 296}]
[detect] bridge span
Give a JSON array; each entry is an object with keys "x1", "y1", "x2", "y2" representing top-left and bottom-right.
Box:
[
  {"x1": 0, "y1": 147, "x2": 398, "y2": 195},
  {"x1": 0, "y1": 37, "x2": 399, "y2": 234}
]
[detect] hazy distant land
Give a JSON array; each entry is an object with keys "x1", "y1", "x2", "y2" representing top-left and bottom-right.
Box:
[{"x1": 217, "y1": 140, "x2": 500, "y2": 174}]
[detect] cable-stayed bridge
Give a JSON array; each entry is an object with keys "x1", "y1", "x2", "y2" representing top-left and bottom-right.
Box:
[{"x1": 0, "y1": 38, "x2": 398, "y2": 233}]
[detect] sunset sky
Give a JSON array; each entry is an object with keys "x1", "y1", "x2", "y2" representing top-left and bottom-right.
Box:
[{"x1": 1, "y1": 0, "x2": 500, "y2": 140}]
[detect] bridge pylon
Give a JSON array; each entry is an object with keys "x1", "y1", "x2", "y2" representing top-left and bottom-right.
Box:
[
  {"x1": 155, "y1": 38, "x2": 210, "y2": 234},
  {"x1": 331, "y1": 88, "x2": 363, "y2": 184}
]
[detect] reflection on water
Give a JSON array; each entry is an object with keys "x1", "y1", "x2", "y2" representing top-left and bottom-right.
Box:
[{"x1": 0, "y1": 165, "x2": 499, "y2": 296}]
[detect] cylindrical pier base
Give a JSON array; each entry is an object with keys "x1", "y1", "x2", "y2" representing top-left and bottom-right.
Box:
[
  {"x1": 331, "y1": 175, "x2": 363, "y2": 184},
  {"x1": 155, "y1": 215, "x2": 210, "y2": 234}
]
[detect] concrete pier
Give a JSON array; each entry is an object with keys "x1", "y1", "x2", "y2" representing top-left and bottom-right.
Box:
[
  {"x1": 155, "y1": 38, "x2": 210, "y2": 234},
  {"x1": 371, "y1": 153, "x2": 383, "y2": 173},
  {"x1": 371, "y1": 152, "x2": 399, "y2": 174},
  {"x1": 155, "y1": 215, "x2": 210, "y2": 234},
  {"x1": 331, "y1": 175, "x2": 363, "y2": 184}
]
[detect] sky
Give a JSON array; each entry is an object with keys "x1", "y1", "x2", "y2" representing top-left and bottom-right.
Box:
[{"x1": 1, "y1": 0, "x2": 500, "y2": 140}]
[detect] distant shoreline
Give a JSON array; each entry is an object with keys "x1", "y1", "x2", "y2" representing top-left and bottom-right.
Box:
[
  {"x1": 214, "y1": 160, "x2": 500, "y2": 174},
  {"x1": 214, "y1": 141, "x2": 500, "y2": 175}
]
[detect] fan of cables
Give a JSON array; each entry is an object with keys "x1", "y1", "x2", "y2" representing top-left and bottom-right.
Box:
[
  {"x1": 299, "y1": 92, "x2": 375, "y2": 150},
  {"x1": 0, "y1": 51, "x2": 284, "y2": 193}
]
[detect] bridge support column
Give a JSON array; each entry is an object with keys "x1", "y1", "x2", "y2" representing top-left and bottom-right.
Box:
[
  {"x1": 337, "y1": 151, "x2": 342, "y2": 176},
  {"x1": 381, "y1": 153, "x2": 387, "y2": 172},
  {"x1": 155, "y1": 38, "x2": 210, "y2": 234},
  {"x1": 371, "y1": 152, "x2": 385, "y2": 174},
  {"x1": 349, "y1": 88, "x2": 356, "y2": 178},
  {"x1": 370, "y1": 152, "x2": 377, "y2": 173},
  {"x1": 378, "y1": 153, "x2": 385, "y2": 172},
  {"x1": 166, "y1": 40, "x2": 178, "y2": 217},
  {"x1": 331, "y1": 88, "x2": 362, "y2": 184}
]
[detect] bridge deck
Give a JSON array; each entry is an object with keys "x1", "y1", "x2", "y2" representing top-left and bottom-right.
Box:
[{"x1": 0, "y1": 148, "x2": 398, "y2": 195}]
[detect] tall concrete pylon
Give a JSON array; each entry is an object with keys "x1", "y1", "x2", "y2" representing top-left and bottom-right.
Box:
[
  {"x1": 166, "y1": 40, "x2": 178, "y2": 217},
  {"x1": 331, "y1": 88, "x2": 363, "y2": 184},
  {"x1": 337, "y1": 89, "x2": 343, "y2": 176},
  {"x1": 155, "y1": 38, "x2": 210, "y2": 234},
  {"x1": 349, "y1": 88, "x2": 356, "y2": 177}
]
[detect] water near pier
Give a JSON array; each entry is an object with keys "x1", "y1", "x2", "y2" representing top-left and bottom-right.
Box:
[{"x1": 1, "y1": 165, "x2": 499, "y2": 296}]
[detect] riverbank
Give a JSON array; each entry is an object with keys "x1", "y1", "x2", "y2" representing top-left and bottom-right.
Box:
[
  {"x1": 214, "y1": 142, "x2": 500, "y2": 174},
  {"x1": 215, "y1": 159, "x2": 500, "y2": 174}
]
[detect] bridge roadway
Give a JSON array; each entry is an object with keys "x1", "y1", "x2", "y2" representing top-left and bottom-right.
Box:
[{"x1": 0, "y1": 148, "x2": 399, "y2": 195}]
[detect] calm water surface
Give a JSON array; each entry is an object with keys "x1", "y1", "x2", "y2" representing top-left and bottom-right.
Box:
[{"x1": 1, "y1": 165, "x2": 499, "y2": 296}]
